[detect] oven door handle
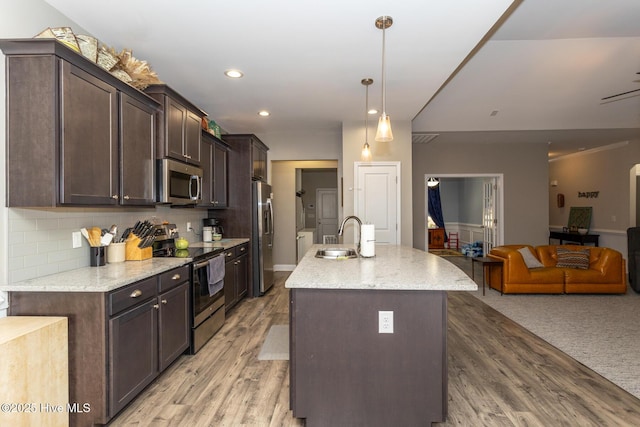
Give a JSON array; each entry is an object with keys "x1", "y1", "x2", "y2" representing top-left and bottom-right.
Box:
[{"x1": 194, "y1": 259, "x2": 211, "y2": 270}]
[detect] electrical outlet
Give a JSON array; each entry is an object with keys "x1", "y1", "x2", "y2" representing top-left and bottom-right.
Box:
[
  {"x1": 379, "y1": 311, "x2": 394, "y2": 334},
  {"x1": 186, "y1": 222, "x2": 192, "y2": 231},
  {"x1": 72, "y1": 231, "x2": 82, "y2": 248}
]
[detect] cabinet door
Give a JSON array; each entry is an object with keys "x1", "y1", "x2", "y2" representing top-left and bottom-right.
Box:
[
  {"x1": 109, "y1": 298, "x2": 158, "y2": 417},
  {"x1": 224, "y1": 252, "x2": 238, "y2": 312},
  {"x1": 236, "y1": 253, "x2": 248, "y2": 300},
  {"x1": 120, "y1": 93, "x2": 156, "y2": 205},
  {"x1": 198, "y1": 138, "x2": 213, "y2": 207},
  {"x1": 166, "y1": 98, "x2": 186, "y2": 161},
  {"x1": 60, "y1": 61, "x2": 118, "y2": 205},
  {"x1": 184, "y1": 110, "x2": 202, "y2": 165},
  {"x1": 212, "y1": 142, "x2": 228, "y2": 208},
  {"x1": 251, "y1": 143, "x2": 267, "y2": 181},
  {"x1": 158, "y1": 283, "x2": 190, "y2": 371}
]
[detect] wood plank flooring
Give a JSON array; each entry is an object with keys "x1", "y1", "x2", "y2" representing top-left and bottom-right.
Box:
[{"x1": 111, "y1": 263, "x2": 640, "y2": 426}]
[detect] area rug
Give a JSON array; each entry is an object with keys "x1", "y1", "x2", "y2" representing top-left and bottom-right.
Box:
[
  {"x1": 258, "y1": 325, "x2": 289, "y2": 360},
  {"x1": 429, "y1": 249, "x2": 463, "y2": 257},
  {"x1": 468, "y1": 286, "x2": 640, "y2": 399}
]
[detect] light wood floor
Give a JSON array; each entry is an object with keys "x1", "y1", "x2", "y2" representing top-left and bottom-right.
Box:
[{"x1": 111, "y1": 262, "x2": 640, "y2": 426}]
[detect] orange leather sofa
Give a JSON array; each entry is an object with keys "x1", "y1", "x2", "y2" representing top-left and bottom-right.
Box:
[{"x1": 488, "y1": 244, "x2": 626, "y2": 294}]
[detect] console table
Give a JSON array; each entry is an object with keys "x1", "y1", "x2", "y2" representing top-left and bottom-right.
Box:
[{"x1": 549, "y1": 231, "x2": 599, "y2": 246}]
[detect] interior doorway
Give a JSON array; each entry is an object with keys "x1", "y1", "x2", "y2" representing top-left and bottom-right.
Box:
[
  {"x1": 424, "y1": 173, "x2": 504, "y2": 254},
  {"x1": 316, "y1": 188, "x2": 338, "y2": 241},
  {"x1": 297, "y1": 168, "x2": 338, "y2": 243},
  {"x1": 354, "y1": 162, "x2": 401, "y2": 245}
]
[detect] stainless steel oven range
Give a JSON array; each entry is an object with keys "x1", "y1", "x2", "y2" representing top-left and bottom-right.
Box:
[{"x1": 152, "y1": 224, "x2": 225, "y2": 354}]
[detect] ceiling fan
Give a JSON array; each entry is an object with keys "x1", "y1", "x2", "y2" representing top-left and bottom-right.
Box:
[{"x1": 601, "y1": 72, "x2": 640, "y2": 100}]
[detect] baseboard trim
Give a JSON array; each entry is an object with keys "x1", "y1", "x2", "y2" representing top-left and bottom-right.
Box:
[{"x1": 275, "y1": 264, "x2": 296, "y2": 272}]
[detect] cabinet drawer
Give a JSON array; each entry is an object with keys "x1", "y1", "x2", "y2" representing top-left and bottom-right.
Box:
[
  {"x1": 158, "y1": 265, "x2": 190, "y2": 293},
  {"x1": 224, "y1": 249, "x2": 236, "y2": 261},
  {"x1": 235, "y1": 243, "x2": 249, "y2": 258},
  {"x1": 109, "y1": 277, "x2": 157, "y2": 316}
]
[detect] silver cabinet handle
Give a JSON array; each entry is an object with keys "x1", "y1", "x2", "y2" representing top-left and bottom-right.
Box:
[
  {"x1": 112, "y1": 195, "x2": 118, "y2": 199},
  {"x1": 130, "y1": 290, "x2": 142, "y2": 298},
  {"x1": 172, "y1": 274, "x2": 181, "y2": 280},
  {"x1": 226, "y1": 252, "x2": 233, "y2": 257},
  {"x1": 161, "y1": 299, "x2": 167, "y2": 304},
  {"x1": 124, "y1": 195, "x2": 130, "y2": 200},
  {"x1": 153, "y1": 304, "x2": 159, "y2": 310},
  {"x1": 240, "y1": 246, "x2": 246, "y2": 252}
]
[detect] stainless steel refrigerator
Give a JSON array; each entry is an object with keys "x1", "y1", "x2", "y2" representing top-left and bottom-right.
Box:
[{"x1": 252, "y1": 181, "x2": 274, "y2": 295}]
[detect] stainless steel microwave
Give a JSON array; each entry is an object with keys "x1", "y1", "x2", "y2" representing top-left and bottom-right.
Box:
[{"x1": 157, "y1": 158, "x2": 203, "y2": 205}]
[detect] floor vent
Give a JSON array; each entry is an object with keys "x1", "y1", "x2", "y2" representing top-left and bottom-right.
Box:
[{"x1": 412, "y1": 133, "x2": 439, "y2": 144}]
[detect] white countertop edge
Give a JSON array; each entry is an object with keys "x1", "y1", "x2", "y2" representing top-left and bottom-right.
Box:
[
  {"x1": 2, "y1": 238, "x2": 251, "y2": 293},
  {"x1": 286, "y1": 244, "x2": 478, "y2": 292},
  {"x1": 1, "y1": 258, "x2": 190, "y2": 293},
  {"x1": 190, "y1": 238, "x2": 249, "y2": 249}
]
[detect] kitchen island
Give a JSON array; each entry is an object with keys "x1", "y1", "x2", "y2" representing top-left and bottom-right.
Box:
[{"x1": 286, "y1": 244, "x2": 477, "y2": 427}]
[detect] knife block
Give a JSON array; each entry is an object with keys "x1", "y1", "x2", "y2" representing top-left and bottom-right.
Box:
[{"x1": 125, "y1": 234, "x2": 152, "y2": 261}]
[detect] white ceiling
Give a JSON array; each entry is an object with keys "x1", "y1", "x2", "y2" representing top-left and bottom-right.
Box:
[{"x1": 44, "y1": 0, "x2": 640, "y2": 158}]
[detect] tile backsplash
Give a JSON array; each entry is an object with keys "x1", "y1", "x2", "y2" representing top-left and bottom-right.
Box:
[{"x1": 7, "y1": 205, "x2": 209, "y2": 284}]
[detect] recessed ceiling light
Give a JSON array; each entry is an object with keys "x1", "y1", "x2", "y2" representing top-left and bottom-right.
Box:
[
  {"x1": 224, "y1": 69, "x2": 244, "y2": 78},
  {"x1": 258, "y1": 110, "x2": 270, "y2": 117}
]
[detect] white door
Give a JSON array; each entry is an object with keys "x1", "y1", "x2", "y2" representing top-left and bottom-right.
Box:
[
  {"x1": 355, "y1": 162, "x2": 400, "y2": 245},
  {"x1": 483, "y1": 178, "x2": 498, "y2": 255},
  {"x1": 316, "y1": 188, "x2": 338, "y2": 243}
]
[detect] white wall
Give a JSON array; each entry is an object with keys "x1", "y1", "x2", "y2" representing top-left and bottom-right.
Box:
[
  {"x1": 412, "y1": 141, "x2": 549, "y2": 250},
  {"x1": 549, "y1": 140, "x2": 640, "y2": 257},
  {"x1": 341, "y1": 120, "x2": 413, "y2": 246}
]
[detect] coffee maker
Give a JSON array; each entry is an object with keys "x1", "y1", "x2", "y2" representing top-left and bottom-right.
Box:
[{"x1": 203, "y1": 218, "x2": 224, "y2": 237}]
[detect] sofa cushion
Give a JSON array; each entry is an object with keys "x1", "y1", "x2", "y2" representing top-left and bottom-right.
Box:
[
  {"x1": 556, "y1": 247, "x2": 590, "y2": 269},
  {"x1": 518, "y1": 247, "x2": 543, "y2": 269}
]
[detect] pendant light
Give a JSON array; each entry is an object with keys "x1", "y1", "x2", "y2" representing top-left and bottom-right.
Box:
[
  {"x1": 361, "y1": 78, "x2": 373, "y2": 161},
  {"x1": 375, "y1": 15, "x2": 393, "y2": 142}
]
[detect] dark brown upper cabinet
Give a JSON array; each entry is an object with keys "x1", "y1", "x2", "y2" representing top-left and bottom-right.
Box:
[
  {"x1": 144, "y1": 84, "x2": 206, "y2": 166},
  {"x1": 0, "y1": 39, "x2": 160, "y2": 207},
  {"x1": 199, "y1": 131, "x2": 229, "y2": 208},
  {"x1": 120, "y1": 93, "x2": 157, "y2": 205}
]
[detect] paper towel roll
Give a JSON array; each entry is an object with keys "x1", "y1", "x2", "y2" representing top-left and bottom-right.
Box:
[{"x1": 360, "y1": 224, "x2": 376, "y2": 257}]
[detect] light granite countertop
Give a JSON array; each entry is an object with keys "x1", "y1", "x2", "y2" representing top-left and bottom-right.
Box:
[
  {"x1": 190, "y1": 238, "x2": 249, "y2": 250},
  {"x1": 1, "y1": 238, "x2": 250, "y2": 293},
  {"x1": 286, "y1": 244, "x2": 477, "y2": 291}
]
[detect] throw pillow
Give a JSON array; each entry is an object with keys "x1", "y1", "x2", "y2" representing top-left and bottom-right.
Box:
[
  {"x1": 517, "y1": 247, "x2": 544, "y2": 269},
  {"x1": 556, "y1": 247, "x2": 590, "y2": 269}
]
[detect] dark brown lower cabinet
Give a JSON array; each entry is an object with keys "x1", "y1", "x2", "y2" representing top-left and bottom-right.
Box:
[
  {"x1": 224, "y1": 243, "x2": 249, "y2": 312},
  {"x1": 9, "y1": 265, "x2": 190, "y2": 427},
  {"x1": 109, "y1": 298, "x2": 158, "y2": 416},
  {"x1": 158, "y1": 283, "x2": 190, "y2": 371},
  {"x1": 290, "y1": 288, "x2": 447, "y2": 427}
]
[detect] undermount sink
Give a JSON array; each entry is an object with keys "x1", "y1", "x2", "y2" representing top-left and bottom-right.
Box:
[{"x1": 315, "y1": 248, "x2": 358, "y2": 259}]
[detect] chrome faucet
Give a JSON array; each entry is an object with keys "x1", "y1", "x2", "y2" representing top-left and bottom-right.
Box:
[{"x1": 338, "y1": 215, "x2": 362, "y2": 254}]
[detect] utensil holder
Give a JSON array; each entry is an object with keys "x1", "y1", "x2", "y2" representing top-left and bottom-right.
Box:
[
  {"x1": 125, "y1": 235, "x2": 152, "y2": 261},
  {"x1": 107, "y1": 242, "x2": 126, "y2": 263},
  {"x1": 90, "y1": 246, "x2": 106, "y2": 266}
]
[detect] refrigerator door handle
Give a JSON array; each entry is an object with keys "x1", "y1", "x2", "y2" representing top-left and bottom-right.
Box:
[{"x1": 266, "y1": 198, "x2": 274, "y2": 238}]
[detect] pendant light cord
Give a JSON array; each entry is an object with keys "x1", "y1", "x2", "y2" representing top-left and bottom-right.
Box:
[
  {"x1": 381, "y1": 17, "x2": 387, "y2": 116},
  {"x1": 365, "y1": 83, "x2": 369, "y2": 142}
]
